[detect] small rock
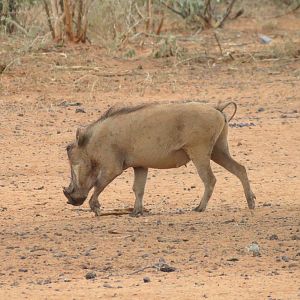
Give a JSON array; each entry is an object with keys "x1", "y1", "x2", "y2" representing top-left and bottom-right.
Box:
[
  {"x1": 58, "y1": 100, "x2": 82, "y2": 107},
  {"x1": 19, "y1": 268, "x2": 28, "y2": 272},
  {"x1": 76, "y1": 108, "x2": 86, "y2": 113},
  {"x1": 269, "y1": 234, "x2": 278, "y2": 240},
  {"x1": 258, "y1": 34, "x2": 272, "y2": 44},
  {"x1": 143, "y1": 276, "x2": 150, "y2": 283},
  {"x1": 227, "y1": 257, "x2": 239, "y2": 262},
  {"x1": 281, "y1": 256, "x2": 289, "y2": 262},
  {"x1": 257, "y1": 107, "x2": 265, "y2": 112},
  {"x1": 229, "y1": 122, "x2": 256, "y2": 128},
  {"x1": 53, "y1": 252, "x2": 65, "y2": 258},
  {"x1": 156, "y1": 258, "x2": 176, "y2": 272},
  {"x1": 103, "y1": 283, "x2": 113, "y2": 288},
  {"x1": 81, "y1": 264, "x2": 89, "y2": 269},
  {"x1": 223, "y1": 219, "x2": 235, "y2": 224},
  {"x1": 85, "y1": 271, "x2": 97, "y2": 280},
  {"x1": 159, "y1": 264, "x2": 176, "y2": 273},
  {"x1": 248, "y1": 242, "x2": 261, "y2": 257},
  {"x1": 63, "y1": 278, "x2": 71, "y2": 282},
  {"x1": 157, "y1": 236, "x2": 165, "y2": 242},
  {"x1": 291, "y1": 235, "x2": 300, "y2": 240},
  {"x1": 83, "y1": 251, "x2": 91, "y2": 256},
  {"x1": 35, "y1": 186, "x2": 44, "y2": 190},
  {"x1": 37, "y1": 279, "x2": 51, "y2": 285}
]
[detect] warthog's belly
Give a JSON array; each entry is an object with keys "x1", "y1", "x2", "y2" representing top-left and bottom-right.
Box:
[{"x1": 127, "y1": 149, "x2": 190, "y2": 169}]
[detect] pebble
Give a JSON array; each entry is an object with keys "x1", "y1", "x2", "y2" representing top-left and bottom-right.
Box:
[
  {"x1": 63, "y1": 278, "x2": 71, "y2": 282},
  {"x1": 37, "y1": 279, "x2": 51, "y2": 285},
  {"x1": 143, "y1": 276, "x2": 150, "y2": 283},
  {"x1": 258, "y1": 34, "x2": 272, "y2": 44},
  {"x1": 229, "y1": 122, "x2": 256, "y2": 128},
  {"x1": 269, "y1": 234, "x2": 278, "y2": 240},
  {"x1": 58, "y1": 100, "x2": 82, "y2": 107},
  {"x1": 19, "y1": 268, "x2": 28, "y2": 272},
  {"x1": 248, "y1": 242, "x2": 261, "y2": 256},
  {"x1": 281, "y1": 256, "x2": 289, "y2": 262},
  {"x1": 85, "y1": 271, "x2": 97, "y2": 280},
  {"x1": 227, "y1": 257, "x2": 239, "y2": 262},
  {"x1": 76, "y1": 108, "x2": 86, "y2": 113}
]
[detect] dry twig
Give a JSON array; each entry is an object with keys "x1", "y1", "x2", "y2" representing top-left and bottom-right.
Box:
[{"x1": 214, "y1": 32, "x2": 223, "y2": 56}]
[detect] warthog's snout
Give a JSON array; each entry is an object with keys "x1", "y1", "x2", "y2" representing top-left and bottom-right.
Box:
[{"x1": 63, "y1": 187, "x2": 86, "y2": 206}]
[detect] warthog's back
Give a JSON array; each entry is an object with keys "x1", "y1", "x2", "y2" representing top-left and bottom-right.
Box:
[{"x1": 89, "y1": 103, "x2": 226, "y2": 169}]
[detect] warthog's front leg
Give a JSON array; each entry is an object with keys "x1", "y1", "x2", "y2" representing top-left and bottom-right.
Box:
[
  {"x1": 89, "y1": 167, "x2": 123, "y2": 217},
  {"x1": 89, "y1": 190, "x2": 101, "y2": 217},
  {"x1": 130, "y1": 167, "x2": 148, "y2": 217}
]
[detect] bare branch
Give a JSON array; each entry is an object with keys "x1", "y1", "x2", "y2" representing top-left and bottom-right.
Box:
[
  {"x1": 156, "y1": 11, "x2": 164, "y2": 35},
  {"x1": 146, "y1": 0, "x2": 152, "y2": 32},
  {"x1": 43, "y1": 0, "x2": 55, "y2": 39},
  {"x1": 217, "y1": 0, "x2": 237, "y2": 28},
  {"x1": 214, "y1": 32, "x2": 223, "y2": 56},
  {"x1": 3, "y1": 17, "x2": 29, "y2": 36},
  {"x1": 161, "y1": 1, "x2": 186, "y2": 18}
]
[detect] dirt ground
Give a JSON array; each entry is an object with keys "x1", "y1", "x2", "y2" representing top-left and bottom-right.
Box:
[{"x1": 0, "y1": 10, "x2": 300, "y2": 300}]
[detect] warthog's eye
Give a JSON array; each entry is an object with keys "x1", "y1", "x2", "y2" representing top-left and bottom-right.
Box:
[{"x1": 66, "y1": 144, "x2": 72, "y2": 152}]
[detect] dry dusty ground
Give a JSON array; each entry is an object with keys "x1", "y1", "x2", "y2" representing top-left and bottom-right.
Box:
[{"x1": 0, "y1": 12, "x2": 300, "y2": 300}]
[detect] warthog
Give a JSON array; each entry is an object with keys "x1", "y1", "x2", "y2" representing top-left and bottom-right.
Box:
[{"x1": 63, "y1": 101, "x2": 255, "y2": 216}]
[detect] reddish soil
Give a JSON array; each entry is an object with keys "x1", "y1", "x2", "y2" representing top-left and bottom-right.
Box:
[{"x1": 0, "y1": 12, "x2": 299, "y2": 300}]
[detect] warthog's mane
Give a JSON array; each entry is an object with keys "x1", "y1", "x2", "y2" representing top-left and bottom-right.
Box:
[
  {"x1": 97, "y1": 103, "x2": 155, "y2": 123},
  {"x1": 96, "y1": 100, "x2": 210, "y2": 124}
]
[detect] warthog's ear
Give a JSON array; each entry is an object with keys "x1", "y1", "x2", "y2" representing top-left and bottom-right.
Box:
[{"x1": 76, "y1": 127, "x2": 89, "y2": 147}]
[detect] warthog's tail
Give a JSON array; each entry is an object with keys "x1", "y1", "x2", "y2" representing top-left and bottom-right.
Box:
[{"x1": 216, "y1": 102, "x2": 237, "y2": 122}]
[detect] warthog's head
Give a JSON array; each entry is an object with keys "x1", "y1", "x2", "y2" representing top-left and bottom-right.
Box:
[{"x1": 63, "y1": 128, "x2": 98, "y2": 206}]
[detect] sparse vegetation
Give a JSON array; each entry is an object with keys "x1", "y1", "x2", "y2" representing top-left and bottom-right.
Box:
[{"x1": 0, "y1": 0, "x2": 299, "y2": 62}]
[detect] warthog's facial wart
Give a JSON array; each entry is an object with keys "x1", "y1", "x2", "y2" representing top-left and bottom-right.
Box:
[{"x1": 63, "y1": 136, "x2": 99, "y2": 208}]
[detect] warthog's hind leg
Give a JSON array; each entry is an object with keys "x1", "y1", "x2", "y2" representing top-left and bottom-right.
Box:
[
  {"x1": 130, "y1": 167, "x2": 148, "y2": 217},
  {"x1": 211, "y1": 148, "x2": 256, "y2": 209}
]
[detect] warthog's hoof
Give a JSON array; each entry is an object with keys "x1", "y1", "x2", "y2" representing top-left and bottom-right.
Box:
[
  {"x1": 247, "y1": 192, "x2": 256, "y2": 210},
  {"x1": 193, "y1": 205, "x2": 206, "y2": 212},
  {"x1": 92, "y1": 207, "x2": 101, "y2": 217},
  {"x1": 129, "y1": 210, "x2": 143, "y2": 217}
]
